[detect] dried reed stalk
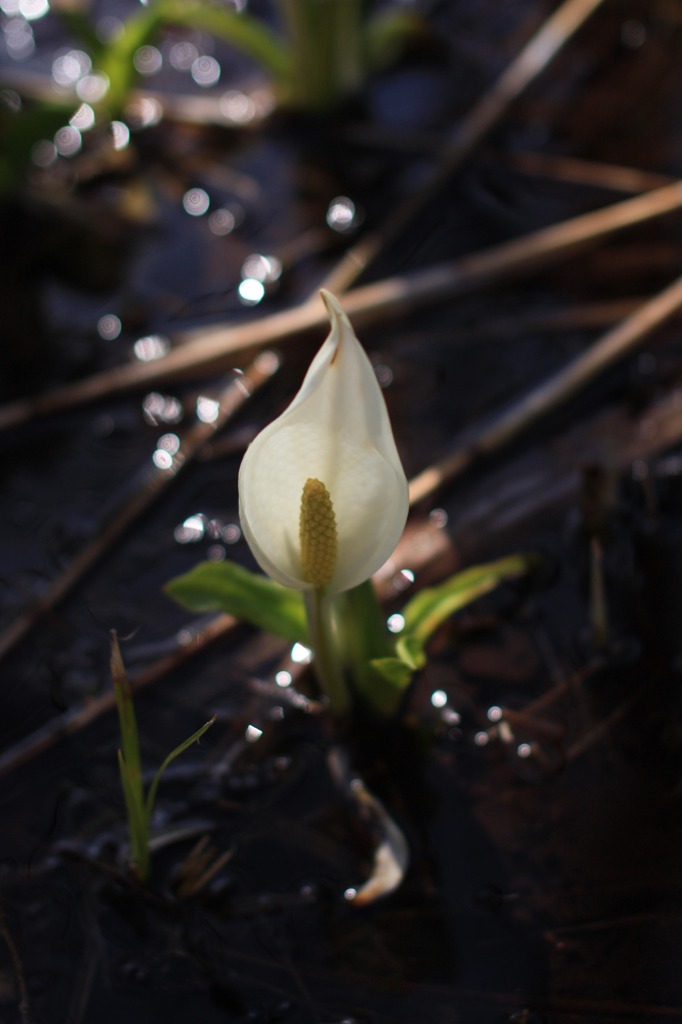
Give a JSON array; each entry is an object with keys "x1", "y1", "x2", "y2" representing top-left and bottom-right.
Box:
[
  {"x1": 317, "y1": 0, "x2": 608, "y2": 297},
  {"x1": 0, "y1": 353, "x2": 278, "y2": 663},
  {"x1": 408, "y1": 271, "x2": 682, "y2": 504},
  {"x1": 3, "y1": 180, "x2": 682, "y2": 433}
]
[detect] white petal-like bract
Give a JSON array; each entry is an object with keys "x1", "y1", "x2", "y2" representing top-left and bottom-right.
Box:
[{"x1": 238, "y1": 291, "x2": 408, "y2": 593}]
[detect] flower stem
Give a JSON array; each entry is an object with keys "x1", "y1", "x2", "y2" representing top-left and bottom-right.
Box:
[{"x1": 304, "y1": 588, "x2": 350, "y2": 715}]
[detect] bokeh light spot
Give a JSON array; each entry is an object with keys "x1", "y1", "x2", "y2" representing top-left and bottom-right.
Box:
[
  {"x1": 191, "y1": 55, "x2": 221, "y2": 87},
  {"x1": 97, "y1": 314, "x2": 121, "y2": 340},
  {"x1": 182, "y1": 187, "x2": 210, "y2": 216}
]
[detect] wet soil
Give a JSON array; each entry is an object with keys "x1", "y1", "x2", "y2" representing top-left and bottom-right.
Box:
[{"x1": 3, "y1": 1, "x2": 682, "y2": 1022}]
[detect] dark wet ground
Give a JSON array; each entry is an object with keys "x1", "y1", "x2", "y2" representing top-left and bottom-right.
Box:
[{"x1": 3, "y1": 1, "x2": 682, "y2": 1021}]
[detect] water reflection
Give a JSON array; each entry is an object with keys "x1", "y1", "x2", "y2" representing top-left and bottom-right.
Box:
[
  {"x1": 291, "y1": 643, "x2": 312, "y2": 665},
  {"x1": 134, "y1": 334, "x2": 170, "y2": 361},
  {"x1": 208, "y1": 206, "x2": 238, "y2": 235},
  {"x1": 392, "y1": 568, "x2": 415, "y2": 592},
  {"x1": 52, "y1": 50, "x2": 91, "y2": 86},
  {"x1": 125, "y1": 96, "x2": 163, "y2": 128},
  {"x1": 4, "y1": 17, "x2": 34, "y2": 59},
  {"x1": 222, "y1": 523, "x2": 240, "y2": 544},
  {"x1": 70, "y1": 103, "x2": 95, "y2": 131},
  {"x1": 238, "y1": 278, "x2": 264, "y2": 306},
  {"x1": 169, "y1": 40, "x2": 198, "y2": 71},
  {"x1": 152, "y1": 449, "x2": 173, "y2": 470},
  {"x1": 275, "y1": 670, "x2": 292, "y2": 687},
  {"x1": 196, "y1": 395, "x2": 219, "y2": 423},
  {"x1": 387, "y1": 613, "x2": 405, "y2": 634},
  {"x1": 133, "y1": 45, "x2": 162, "y2": 76},
  {"x1": 429, "y1": 507, "x2": 448, "y2": 528},
  {"x1": 76, "y1": 73, "x2": 109, "y2": 102},
  {"x1": 192, "y1": 55, "x2": 221, "y2": 87},
  {"x1": 111, "y1": 120, "x2": 130, "y2": 150},
  {"x1": 18, "y1": 0, "x2": 48, "y2": 18},
  {"x1": 174, "y1": 514, "x2": 205, "y2": 543},
  {"x1": 153, "y1": 431, "x2": 180, "y2": 470},
  {"x1": 97, "y1": 314, "x2": 121, "y2": 340},
  {"x1": 54, "y1": 125, "x2": 81, "y2": 156},
  {"x1": 142, "y1": 392, "x2": 182, "y2": 425},
  {"x1": 183, "y1": 187, "x2": 210, "y2": 216},
  {"x1": 220, "y1": 89, "x2": 256, "y2": 123},
  {"x1": 157, "y1": 432, "x2": 180, "y2": 454},
  {"x1": 241, "y1": 253, "x2": 281, "y2": 284},
  {"x1": 373, "y1": 363, "x2": 393, "y2": 388},
  {"x1": 326, "y1": 196, "x2": 357, "y2": 232}
]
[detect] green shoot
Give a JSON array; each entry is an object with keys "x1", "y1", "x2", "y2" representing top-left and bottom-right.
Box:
[{"x1": 110, "y1": 631, "x2": 215, "y2": 882}]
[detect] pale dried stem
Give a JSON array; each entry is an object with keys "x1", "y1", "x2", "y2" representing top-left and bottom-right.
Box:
[
  {"x1": 3, "y1": 180, "x2": 682, "y2": 433},
  {"x1": 408, "y1": 271, "x2": 682, "y2": 505},
  {"x1": 509, "y1": 150, "x2": 676, "y2": 194},
  {"x1": 0, "y1": 355, "x2": 277, "y2": 664}
]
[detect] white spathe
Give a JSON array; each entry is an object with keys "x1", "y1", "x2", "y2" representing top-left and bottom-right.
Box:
[{"x1": 238, "y1": 290, "x2": 409, "y2": 593}]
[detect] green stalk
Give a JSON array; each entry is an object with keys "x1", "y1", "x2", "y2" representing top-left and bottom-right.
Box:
[
  {"x1": 303, "y1": 588, "x2": 350, "y2": 714},
  {"x1": 333, "y1": 578, "x2": 389, "y2": 685},
  {"x1": 278, "y1": 0, "x2": 364, "y2": 110}
]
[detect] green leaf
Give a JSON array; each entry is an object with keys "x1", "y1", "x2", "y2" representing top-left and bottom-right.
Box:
[
  {"x1": 367, "y1": 554, "x2": 537, "y2": 712},
  {"x1": 395, "y1": 633, "x2": 426, "y2": 671},
  {"x1": 145, "y1": 716, "x2": 216, "y2": 819},
  {"x1": 111, "y1": 632, "x2": 142, "y2": 784},
  {"x1": 364, "y1": 9, "x2": 423, "y2": 73},
  {"x1": 117, "y1": 748, "x2": 150, "y2": 879},
  {"x1": 165, "y1": 560, "x2": 309, "y2": 644},
  {"x1": 402, "y1": 554, "x2": 536, "y2": 644}
]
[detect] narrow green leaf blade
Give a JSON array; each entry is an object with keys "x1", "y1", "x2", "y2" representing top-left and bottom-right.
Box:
[
  {"x1": 111, "y1": 632, "x2": 142, "y2": 785},
  {"x1": 402, "y1": 554, "x2": 536, "y2": 644},
  {"x1": 165, "y1": 561, "x2": 308, "y2": 644},
  {"x1": 145, "y1": 716, "x2": 216, "y2": 819}
]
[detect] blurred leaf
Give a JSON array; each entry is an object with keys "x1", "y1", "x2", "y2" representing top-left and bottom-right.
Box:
[
  {"x1": 158, "y1": 0, "x2": 292, "y2": 82},
  {"x1": 0, "y1": 103, "x2": 74, "y2": 193},
  {"x1": 366, "y1": 656, "x2": 414, "y2": 715},
  {"x1": 395, "y1": 632, "x2": 426, "y2": 671},
  {"x1": 165, "y1": 560, "x2": 309, "y2": 644},
  {"x1": 365, "y1": 9, "x2": 424, "y2": 72}
]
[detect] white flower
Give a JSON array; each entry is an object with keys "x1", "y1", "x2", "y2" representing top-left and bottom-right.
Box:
[{"x1": 238, "y1": 290, "x2": 408, "y2": 593}]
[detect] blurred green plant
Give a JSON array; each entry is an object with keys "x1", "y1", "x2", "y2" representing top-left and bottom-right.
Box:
[
  {"x1": 1, "y1": 0, "x2": 421, "y2": 193},
  {"x1": 110, "y1": 631, "x2": 215, "y2": 882},
  {"x1": 91, "y1": 0, "x2": 421, "y2": 113}
]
